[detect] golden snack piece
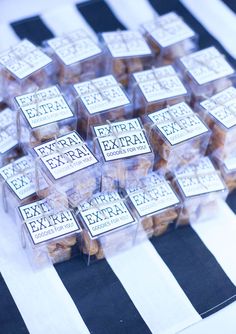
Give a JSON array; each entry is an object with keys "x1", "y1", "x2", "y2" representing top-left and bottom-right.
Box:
[
  {"x1": 112, "y1": 58, "x2": 145, "y2": 87},
  {"x1": 96, "y1": 246, "x2": 105, "y2": 260},
  {"x1": 33, "y1": 123, "x2": 59, "y2": 142},
  {"x1": 153, "y1": 222, "x2": 169, "y2": 237},
  {"x1": 127, "y1": 58, "x2": 143, "y2": 74},
  {"x1": 49, "y1": 247, "x2": 72, "y2": 264},
  {"x1": 47, "y1": 235, "x2": 77, "y2": 252},
  {"x1": 113, "y1": 59, "x2": 126, "y2": 77},
  {"x1": 58, "y1": 57, "x2": 100, "y2": 85},
  {"x1": 225, "y1": 176, "x2": 236, "y2": 192},
  {"x1": 141, "y1": 216, "x2": 154, "y2": 231},
  {"x1": 81, "y1": 230, "x2": 99, "y2": 256},
  {"x1": 37, "y1": 186, "x2": 51, "y2": 199},
  {"x1": 177, "y1": 207, "x2": 190, "y2": 226},
  {"x1": 46, "y1": 235, "x2": 77, "y2": 264},
  {"x1": 74, "y1": 175, "x2": 97, "y2": 200},
  {"x1": 153, "y1": 209, "x2": 178, "y2": 226},
  {"x1": 59, "y1": 125, "x2": 73, "y2": 135}
]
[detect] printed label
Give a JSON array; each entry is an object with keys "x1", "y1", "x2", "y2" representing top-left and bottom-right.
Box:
[
  {"x1": 74, "y1": 75, "x2": 130, "y2": 114},
  {"x1": 143, "y1": 12, "x2": 195, "y2": 48},
  {"x1": 79, "y1": 191, "x2": 135, "y2": 238},
  {"x1": 19, "y1": 198, "x2": 81, "y2": 245},
  {"x1": 175, "y1": 157, "x2": 225, "y2": 197},
  {"x1": 15, "y1": 86, "x2": 73, "y2": 129},
  {"x1": 181, "y1": 46, "x2": 234, "y2": 85},
  {"x1": 224, "y1": 156, "x2": 236, "y2": 171},
  {"x1": 127, "y1": 173, "x2": 179, "y2": 217},
  {"x1": 102, "y1": 30, "x2": 152, "y2": 57},
  {"x1": 133, "y1": 65, "x2": 187, "y2": 102},
  {"x1": 148, "y1": 102, "x2": 208, "y2": 145},
  {"x1": 200, "y1": 87, "x2": 236, "y2": 129},
  {"x1": 0, "y1": 108, "x2": 18, "y2": 154},
  {"x1": 93, "y1": 118, "x2": 152, "y2": 162},
  {"x1": 0, "y1": 39, "x2": 52, "y2": 80},
  {"x1": 34, "y1": 131, "x2": 98, "y2": 180},
  {"x1": 0, "y1": 155, "x2": 46, "y2": 200},
  {"x1": 47, "y1": 29, "x2": 101, "y2": 66}
]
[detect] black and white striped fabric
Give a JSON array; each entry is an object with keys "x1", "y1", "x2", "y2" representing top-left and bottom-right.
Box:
[{"x1": 1, "y1": 1, "x2": 236, "y2": 333}]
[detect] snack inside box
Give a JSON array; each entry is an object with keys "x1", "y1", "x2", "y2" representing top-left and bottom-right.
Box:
[
  {"x1": 142, "y1": 12, "x2": 198, "y2": 64},
  {"x1": 177, "y1": 46, "x2": 235, "y2": 102},
  {"x1": 197, "y1": 86, "x2": 236, "y2": 161},
  {"x1": 17, "y1": 197, "x2": 82, "y2": 268},
  {"x1": 145, "y1": 101, "x2": 211, "y2": 171},
  {"x1": 32, "y1": 131, "x2": 100, "y2": 200},
  {"x1": 14, "y1": 85, "x2": 77, "y2": 148},
  {"x1": 44, "y1": 29, "x2": 102, "y2": 85},
  {"x1": 0, "y1": 107, "x2": 19, "y2": 166},
  {"x1": 73, "y1": 75, "x2": 132, "y2": 139},
  {"x1": 0, "y1": 39, "x2": 54, "y2": 102},
  {"x1": 100, "y1": 30, "x2": 153, "y2": 86},
  {"x1": 130, "y1": 65, "x2": 189, "y2": 116},
  {"x1": 0, "y1": 155, "x2": 48, "y2": 217},
  {"x1": 216, "y1": 156, "x2": 236, "y2": 193},
  {"x1": 92, "y1": 118, "x2": 154, "y2": 191},
  {"x1": 122, "y1": 171, "x2": 181, "y2": 240},
  {"x1": 173, "y1": 156, "x2": 227, "y2": 225},
  {"x1": 77, "y1": 190, "x2": 138, "y2": 264}
]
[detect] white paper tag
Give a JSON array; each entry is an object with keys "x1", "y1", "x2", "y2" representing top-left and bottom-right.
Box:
[
  {"x1": 102, "y1": 30, "x2": 152, "y2": 58},
  {"x1": 133, "y1": 65, "x2": 187, "y2": 103},
  {"x1": 47, "y1": 29, "x2": 101, "y2": 66},
  {"x1": 0, "y1": 155, "x2": 46, "y2": 200},
  {"x1": 175, "y1": 157, "x2": 225, "y2": 197},
  {"x1": 34, "y1": 131, "x2": 98, "y2": 180},
  {"x1": 148, "y1": 102, "x2": 208, "y2": 145},
  {"x1": 74, "y1": 75, "x2": 130, "y2": 115},
  {"x1": 200, "y1": 87, "x2": 236, "y2": 129},
  {"x1": 79, "y1": 191, "x2": 135, "y2": 238},
  {"x1": 224, "y1": 156, "x2": 236, "y2": 171},
  {"x1": 0, "y1": 108, "x2": 18, "y2": 154},
  {"x1": 181, "y1": 46, "x2": 234, "y2": 85},
  {"x1": 15, "y1": 86, "x2": 74, "y2": 129},
  {"x1": 93, "y1": 118, "x2": 152, "y2": 162},
  {"x1": 143, "y1": 12, "x2": 195, "y2": 48},
  {"x1": 18, "y1": 198, "x2": 81, "y2": 245},
  {"x1": 127, "y1": 173, "x2": 179, "y2": 217},
  {"x1": 0, "y1": 39, "x2": 52, "y2": 80}
]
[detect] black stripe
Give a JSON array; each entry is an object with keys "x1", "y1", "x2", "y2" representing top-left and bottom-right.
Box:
[
  {"x1": 76, "y1": 0, "x2": 125, "y2": 33},
  {"x1": 148, "y1": 0, "x2": 236, "y2": 67},
  {"x1": 55, "y1": 256, "x2": 151, "y2": 334},
  {"x1": 11, "y1": 15, "x2": 54, "y2": 45},
  {"x1": 223, "y1": 0, "x2": 236, "y2": 13},
  {"x1": 151, "y1": 225, "x2": 236, "y2": 318},
  {"x1": 0, "y1": 274, "x2": 29, "y2": 334},
  {"x1": 226, "y1": 190, "x2": 236, "y2": 213}
]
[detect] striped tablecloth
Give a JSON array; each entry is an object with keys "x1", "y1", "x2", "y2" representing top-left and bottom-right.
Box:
[{"x1": 1, "y1": 1, "x2": 236, "y2": 333}]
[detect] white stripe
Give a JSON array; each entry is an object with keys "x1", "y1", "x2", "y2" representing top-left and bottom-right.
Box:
[
  {"x1": 42, "y1": 4, "x2": 97, "y2": 41},
  {"x1": 179, "y1": 302, "x2": 236, "y2": 334},
  {"x1": 181, "y1": 0, "x2": 236, "y2": 58},
  {"x1": 106, "y1": 239, "x2": 201, "y2": 334},
  {"x1": 105, "y1": 0, "x2": 158, "y2": 29},
  {"x1": 0, "y1": 204, "x2": 90, "y2": 334},
  {"x1": 191, "y1": 199, "x2": 236, "y2": 286},
  {"x1": 0, "y1": 23, "x2": 19, "y2": 51}
]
